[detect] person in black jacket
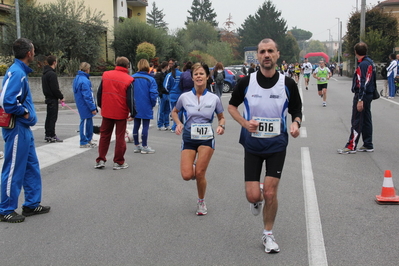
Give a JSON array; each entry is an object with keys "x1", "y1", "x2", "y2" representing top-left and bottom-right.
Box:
[{"x1": 42, "y1": 55, "x2": 64, "y2": 142}]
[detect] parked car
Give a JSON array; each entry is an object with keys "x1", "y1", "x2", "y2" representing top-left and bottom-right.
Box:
[
  {"x1": 227, "y1": 65, "x2": 249, "y2": 75},
  {"x1": 225, "y1": 67, "x2": 246, "y2": 82},
  {"x1": 210, "y1": 68, "x2": 236, "y2": 93}
]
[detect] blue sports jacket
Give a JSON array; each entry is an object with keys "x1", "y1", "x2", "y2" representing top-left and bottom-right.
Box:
[
  {"x1": 163, "y1": 70, "x2": 182, "y2": 101},
  {"x1": 73, "y1": 71, "x2": 97, "y2": 119},
  {"x1": 0, "y1": 59, "x2": 37, "y2": 131},
  {"x1": 132, "y1": 71, "x2": 158, "y2": 119}
]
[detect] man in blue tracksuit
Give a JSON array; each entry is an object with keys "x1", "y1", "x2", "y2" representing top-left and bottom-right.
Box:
[
  {"x1": 163, "y1": 63, "x2": 182, "y2": 132},
  {"x1": 0, "y1": 38, "x2": 50, "y2": 223},
  {"x1": 386, "y1": 53, "x2": 397, "y2": 98},
  {"x1": 73, "y1": 62, "x2": 98, "y2": 148},
  {"x1": 338, "y1": 42, "x2": 376, "y2": 154}
]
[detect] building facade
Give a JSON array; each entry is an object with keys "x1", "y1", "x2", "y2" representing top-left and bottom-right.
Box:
[{"x1": 0, "y1": 0, "x2": 148, "y2": 61}]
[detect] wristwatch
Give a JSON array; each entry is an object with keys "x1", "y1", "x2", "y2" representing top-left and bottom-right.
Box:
[
  {"x1": 294, "y1": 120, "x2": 301, "y2": 128},
  {"x1": 219, "y1": 125, "x2": 225, "y2": 129},
  {"x1": 23, "y1": 108, "x2": 29, "y2": 115}
]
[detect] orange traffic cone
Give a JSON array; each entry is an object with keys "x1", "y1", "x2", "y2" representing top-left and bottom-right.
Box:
[{"x1": 375, "y1": 170, "x2": 399, "y2": 205}]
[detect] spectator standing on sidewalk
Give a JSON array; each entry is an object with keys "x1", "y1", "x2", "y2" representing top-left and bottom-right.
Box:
[
  {"x1": 155, "y1": 61, "x2": 170, "y2": 130},
  {"x1": 338, "y1": 42, "x2": 376, "y2": 154},
  {"x1": 95, "y1": 57, "x2": 136, "y2": 170},
  {"x1": 386, "y1": 53, "x2": 397, "y2": 99},
  {"x1": 0, "y1": 38, "x2": 51, "y2": 223},
  {"x1": 164, "y1": 62, "x2": 182, "y2": 132},
  {"x1": 72, "y1": 62, "x2": 98, "y2": 148},
  {"x1": 42, "y1": 55, "x2": 64, "y2": 142},
  {"x1": 131, "y1": 59, "x2": 158, "y2": 154}
]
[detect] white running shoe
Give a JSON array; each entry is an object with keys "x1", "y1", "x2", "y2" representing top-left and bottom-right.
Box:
[
  {"x1": 196, "y1": 201, "x2": 207, "y2": 215},
  {"x1": 250, "y1": 201, "x2": 263, "y2": 216},
  {"x1": 262, "y1": 234, "x2": 280, "y2": 253}
]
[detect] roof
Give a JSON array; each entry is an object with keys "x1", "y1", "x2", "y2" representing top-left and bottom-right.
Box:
[{"x1": 377, "y1": 0, "x2": 399, "y2": 7}]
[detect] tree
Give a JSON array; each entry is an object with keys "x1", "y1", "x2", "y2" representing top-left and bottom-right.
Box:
[
  {"x1": 137, "y1": 42, "x2": 156, "y2": 59},
  {"x1": 307, "y1": 40, "x2": 327, "y2": 53},
  {"x1": 186, "y1": 0, "x2": 218, "y2": 27},
  {"x1": 289, "y1": 27, "x2": 312, "y2": 42},
  {"x1": 0, "y1": 0, "x2": 106, "y2": 67},
  {"x1": 147, "y1": 2, "x2": 168, "y2": 31},
  {"x1": 345, "y1": 7, "x2": 398, "y2": 62},
  {"x1": 238, "y1": 1, "x2": 287, "y2": 56},
  {"x1": 305, "y1": 40, "x2": 327, "y2": 63},
  {"x1": 112, "y1": 17, "x2": 182, "y2": 64},
  {"x1": 207, "y1": 41, "x2": 234, "y2": 66},
  {"x1": 185, "y1": 21, "x2": 219, "y2": 48},
  {"x1": 281, "y1": 33, "x2": 300, "y2": 63},
  {"x1": 220, "y1": 14, "x2": 241, "y2": 60},
  {"x1": 289, "y1": 27, "x2": 312, "y2": 52}
]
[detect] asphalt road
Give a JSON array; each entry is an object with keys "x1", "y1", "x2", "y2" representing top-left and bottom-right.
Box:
[{"x1": 0, "y1": 74, "x2": 398, "y2": 266}]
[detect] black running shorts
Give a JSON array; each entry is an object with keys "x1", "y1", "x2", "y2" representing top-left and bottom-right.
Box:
[{"x1": 244, "y1": 150, "x2": 287, "y2": 181}]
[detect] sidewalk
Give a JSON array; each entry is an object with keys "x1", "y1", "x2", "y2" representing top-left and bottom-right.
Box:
[{"x1": 34, "y1": 102, "x2": 77, "y2": 112}]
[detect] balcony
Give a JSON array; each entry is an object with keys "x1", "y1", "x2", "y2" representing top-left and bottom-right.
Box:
[{"x1": 127, "y1": 0, "x2": 148, "y2": 7}]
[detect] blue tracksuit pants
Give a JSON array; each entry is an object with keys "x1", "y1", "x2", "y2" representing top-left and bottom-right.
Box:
[
  {"x1": 0, "y1": 126, "x2": 42, "y2": 215},
  {"x1": 80, "y1": 117, "x2": 94, "y2": 145}
]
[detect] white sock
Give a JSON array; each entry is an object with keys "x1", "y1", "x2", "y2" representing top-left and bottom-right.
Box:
[{"x1": 263, "y1": 230, "x2": 273, "y2": 235}]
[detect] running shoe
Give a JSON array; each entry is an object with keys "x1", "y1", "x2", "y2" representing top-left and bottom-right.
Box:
[
  {"x1": 141, "y1": 146, "x2": 155, "y2": 154},
  {"x1": 196, "y1": 201, "x2": 207, "y2": 215},
  {"x1": 22, "y1": 205, "x2": 51, "y2": 216},
  {"x1": 357, "y1": 146, "x2": 374, "y2": 152},
  {"x1": 262, "y1": 234, "x2": 280, "y2": 253},
  {"x1": 133, "y1": 145, "x2": 142, "y2": 153},
  {"x1": 250, "y1": 201, "x2": 263, "y2": 216},
  {"x1": 113, "y1": 162, "x2": 129, "y2": 170},
  {"x1": 51, "y1": 135, "x2": 63, "y2": 142},
  {"x1": 337, "y1": 147, "x2": 356, "y2": 154},
  {"x1": 158, "y1": 127, "x2": 166, "y2": 131},
  {"x1": 80, "y1": 144, "x2": 92, "y2": 148},
  {"x1": 89, "y1": 141, "x2": 97, "y2": 148},
  {"x1": 306, "y1": 87, "x2": 308, "y2": 90},
  {"x1": 94, "y1": 160, "x2": 105, "y2": 169},
  {"x1": 322, "y1": 102, "x2": 326, "y2": 107},
  {"x1": 0, "y1": 211, "x2": 25, "y2": 223}
]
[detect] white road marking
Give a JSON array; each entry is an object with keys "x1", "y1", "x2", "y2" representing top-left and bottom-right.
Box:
[
  {"x1": 302, "y1": 147, "x2": 328, "y2": 266},
  {"x1": 0, "y1": 133, "x2": 113, "y2": 170}
]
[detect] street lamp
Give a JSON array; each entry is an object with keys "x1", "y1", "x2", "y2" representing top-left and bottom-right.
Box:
[
  {"x1": 15, "y1": 0, "x2": 21, "y2": 38},
  {"x1": 336, "y1": 17, "x2": 341, "y2": 64}
]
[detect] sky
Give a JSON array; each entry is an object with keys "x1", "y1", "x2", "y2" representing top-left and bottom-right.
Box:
[{"x1": 152, "y1": 0, "x2": 383, "y2": 42}]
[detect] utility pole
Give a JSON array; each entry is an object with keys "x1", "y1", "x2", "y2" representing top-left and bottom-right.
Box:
[
  {"x1": 339, "y1": 21, "x2": 342, "y2": 62},
  {"x1": 15, "y1": 0, "x2": 21, "y2": 38},
  {"x1": 360, "y1": 0, "x2": 366, "y2": 42},
  {"x1": 336, "y1": 17, "x2": 340, "y2": 64}
]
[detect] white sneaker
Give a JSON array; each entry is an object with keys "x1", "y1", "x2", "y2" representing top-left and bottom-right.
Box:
[
  {"x1": 250, "y1": 201, "x2": 263, "y2": 216},
  {"x1": 141, "y1": 146, "x2": 155, "y2": 154},
  {"x1": 94, "y1": 160, "x2": 105, "y2": 169},
  {"x1": 250, "y1": 183, "x2": 264, "y2": 216},
  {"x1": 113, "y1": 162, "x2": 129, "y2": 170},
  {"x1": 196, "y1": 201, "x2": 207, "y2": 215},
  {"x1": 262, "y1": 234, "x2": 280, "y2": 253},
  {"x1": 133, "y1": 145, "x2": 142, "y2": 153}
]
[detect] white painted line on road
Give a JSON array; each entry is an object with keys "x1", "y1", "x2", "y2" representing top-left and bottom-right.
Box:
[
  {"x1": 0, "y1": 133, "x2": 114, "y2": 170},
  {"x1": 301, "y1": 147, "x2": 328, "y2": 266},
  {"x1": 381, "y1": 97, "x2": 399, "y2": 105},
  {"x1": 300, "y1": 127, "x2": 307, "y2": 138}
]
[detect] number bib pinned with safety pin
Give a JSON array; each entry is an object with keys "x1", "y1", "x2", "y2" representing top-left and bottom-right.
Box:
[
  {"x1": 251, "y1": 117, "x2": 281, "y2": 138},
  {"x1": 191, "y1": 123, "x2": 214, "y2": 140}
]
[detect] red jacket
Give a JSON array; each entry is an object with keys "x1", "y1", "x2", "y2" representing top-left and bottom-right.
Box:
[{"x1": 97, "y1": 66, "x2": 135, "y2": 120}]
